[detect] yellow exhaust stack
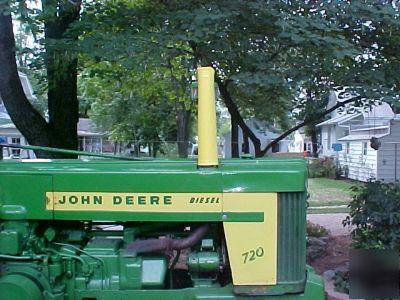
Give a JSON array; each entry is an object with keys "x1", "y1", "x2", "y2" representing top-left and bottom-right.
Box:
[{"x1": 197, "y1": 67, "x2": 218, "y2": 168}]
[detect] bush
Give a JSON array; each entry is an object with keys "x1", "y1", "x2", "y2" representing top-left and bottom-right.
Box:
[
  {"x1": 307, "y1": 221, "x2": 330, "y2": 237},
  {"x1": 334, "y1": 270, "x2": 349, "y2": 294},
  {"x1": 308, "y1": 157, "x2": 342, "y2": 179},
  {"x1": 343, "y1": 181, "x2": 400, "y2": 250}
]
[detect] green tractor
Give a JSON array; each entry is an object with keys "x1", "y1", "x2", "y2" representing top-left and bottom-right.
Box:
[{"x1": 0, "y1": 67, "x2": 324, "y2": 299}]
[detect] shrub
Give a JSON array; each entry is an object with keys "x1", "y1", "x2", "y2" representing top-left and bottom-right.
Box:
[
  {"x1": 334, "y1": 270, "x2": 349, "y2": 294},
  {"x1": 307, "y1": 221, "x2": 330, "y2": 238},
  {"x1": 343, "y1": 181, "x2": 400, "y2": 250},
  {"x1": 308, "y1": 157, "x2": 342, "y2": 179}
]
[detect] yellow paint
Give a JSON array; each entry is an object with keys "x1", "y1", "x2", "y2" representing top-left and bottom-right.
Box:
[
  {"x1": 223, "y1": 193, "x2": 277, "y2": 285},
  {"x1": 45, "y1": 193, "x2": 53, "y2": 210},
  {"x1": 197, "y1": 67, "x2": 218, "y2": 167},
  {"x1": 46, "y1": 192, "x2": 222, "y2": 212},
  {"x1": 45, "y1": 190, "x2": 278, "y2": 286}
]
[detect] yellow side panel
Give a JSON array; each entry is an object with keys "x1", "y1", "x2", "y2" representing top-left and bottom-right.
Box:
[{"x1": 223, "y1": 193, "x2": 277, "y2": 285}]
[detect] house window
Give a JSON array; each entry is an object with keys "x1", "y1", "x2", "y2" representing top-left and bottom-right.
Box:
[
  {"x1": 11, "y1": 137, "x2": 20, "y2": 144},
  {"x1": 11, "y1": 137, "x2": 21, "y2": 156},
  {"x1": 346, "y1": 142, "x2": 350, "y2": 154},
  {"x1": 363, "y1": 142, "x2": 368, "y2": 156}
]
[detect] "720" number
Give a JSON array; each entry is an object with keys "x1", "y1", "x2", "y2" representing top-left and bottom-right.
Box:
[{"x1": 242, "y1": 246, "x2": 264, "y2": 264}]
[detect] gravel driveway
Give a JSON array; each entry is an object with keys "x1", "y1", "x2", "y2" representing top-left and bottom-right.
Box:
[
  {"x1": 307, "y1": 213, "x2": 352, "y2": 300},
  {"x1": 307, "y1": 213, "x2": 352, "y2": 236}
]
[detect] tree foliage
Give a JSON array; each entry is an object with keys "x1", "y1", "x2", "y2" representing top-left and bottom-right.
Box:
[
  {"x1": 76, "y1": 1, "x2": 196, "y2": 157},
  {"x1": 76, "y1": 0, "x2": 362, "y2": 156},
  {"x1": 80, "y1": 59, "x2": 193, "y2": 157},
  {"x1": 1, "y1": 0, "x2": 399, "y2": 158}
]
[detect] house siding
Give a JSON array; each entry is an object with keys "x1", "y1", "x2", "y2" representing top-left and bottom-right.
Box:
[
  {"x1": 377, "y1": 121, "x2": 400, "y2": 182},
  {"x1": 320, "y1": 125, "x2": 348, "y2": 157},
  {"x1": 339, "y1": 141, "x2": 377, "y2": 182}
]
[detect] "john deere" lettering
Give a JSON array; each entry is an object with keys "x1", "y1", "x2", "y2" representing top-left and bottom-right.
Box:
[{"x1": 58, "y1": 194, "x2": 172, "y2": 205}]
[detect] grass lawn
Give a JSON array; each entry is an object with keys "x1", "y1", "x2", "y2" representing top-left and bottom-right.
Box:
[{"x1": 307, "y1": 178, "x2": 360, "y2": 214}]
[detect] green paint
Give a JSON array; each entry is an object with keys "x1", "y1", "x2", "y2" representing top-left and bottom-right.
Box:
[
  {"x1": 0, "y1": 159, "x2": 305, "y2": 220},
  {"x1": 0, "y1": 157, "x2": 324, "y2": 299},
  {"x1": 51, "y1": 212, "x2": 263, "y2": 222}
]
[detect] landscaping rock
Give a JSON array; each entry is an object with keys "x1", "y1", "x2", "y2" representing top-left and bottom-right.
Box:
[
  {"x1": 320, "y1": 236, "x2": 330, "y2": 243},
  {"x1": 307, "y1": 236, "x2": 327, "y2": 260},
  {"x1": 323, "y1": 269, "x2": 336, "y2": 281}
]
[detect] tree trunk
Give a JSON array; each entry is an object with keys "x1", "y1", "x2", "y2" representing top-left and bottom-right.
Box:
[
  {"x1": 216, "y1": 79, "x2": 262, "y2": 157},
  {"x1": 134, "y1": 141, "x2": 140, "y2": 156},
  {"x1": 43, "y1": 0, "x2": 80, "y2": 153},
  {"x1": 242, "y1": 132, "x2": 249, "y2": 154},
  {"x1": 231, "y1": 118, "x2": 239, "y2": 158},
  {"x1": 0, "y1": 1, "x2": 81, "y2": 158},
  {"x1": 309, "y1": 126, "x2": 319, "y2": 158},
  {"x1": 0, "y1": 3, "x2": 51, "y2": 156},
  {"x1": 176, "y1": 104, "x2": 191, "y2": 158},
  {"x1": 188, "y1": 42, "x2": 261, "y2": 157},
  {"x1": 152, "y1": 142, "x2": 159, "y2": 158}
]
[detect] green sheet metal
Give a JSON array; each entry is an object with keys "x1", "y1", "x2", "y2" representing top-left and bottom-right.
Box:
[{"x1": 0, "y1": 158, "x2": 306, "y2": 221}]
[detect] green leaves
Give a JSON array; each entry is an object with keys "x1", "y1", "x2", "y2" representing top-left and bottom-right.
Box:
[
  {"x1": 12, "y1": 0, "x2": 400, "y2": 156},
  {"x1": 346, "y1": 182, "x2": 400, "y2": 250}
]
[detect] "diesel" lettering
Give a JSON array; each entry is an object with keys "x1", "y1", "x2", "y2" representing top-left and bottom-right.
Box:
[{"x1": 189, "y1": 197, "x2": 220, "y2": 204}]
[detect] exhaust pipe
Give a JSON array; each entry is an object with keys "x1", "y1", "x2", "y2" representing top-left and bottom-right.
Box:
[
  {"x1": 125, "y1": 224, "x2": 209, "y2": 255},
  {"x1": 197, "y1": 67, "x2": 218, "y2": 168}
]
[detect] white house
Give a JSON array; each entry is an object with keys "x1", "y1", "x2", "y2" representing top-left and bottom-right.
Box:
[
  {"x1": 0, "y1": 118, "x2": 110, "y2": 158},
  {"x1": 223, "y1": 117, "x2": 291, "y2": 158},
  {"x1": 288, "y1": 129, "x2": 313, "y2": 153},
  {"x1": 338, "y1": 116, "x2": 400, "y2": 182},
  {"x1": 0, "y1": 72, "x2": 111, "y2": 158},
  {"x1": 317, "y1": 92, "x2": 353, "y2": 156},
  {"x1": 317, "y1": 92, "x2": 400, "y2": 182},
  {"x1": 0, "y1": 72, "x2": 37, "y2": 158},
  {"x1": 317, "y1": 92, "x2": 394, "y2": 157}
]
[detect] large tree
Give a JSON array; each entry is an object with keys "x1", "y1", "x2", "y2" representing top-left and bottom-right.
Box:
[
  {"x1": 0, "y1": 1, "x2": 80, "y2": 158},
  {"x1": 154, "y1": 0, "x2": 360, "y2": 157},
  {"x1": 76, "y1": 0, "x2": 195, "y2": 157},
  {"x1": 3, "y1": 0, "x2": 398, "y2": 160},
  {"x1": 80, "y1": 59, "x2": 191, "y2": 158}
]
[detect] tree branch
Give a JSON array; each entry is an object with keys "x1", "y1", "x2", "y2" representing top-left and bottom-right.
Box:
[
  {"x1": 266, "y1": 44, "x2": 295, "y2": 63},
  {"x1": 216, "y1": 77, "x2": 262, "y2": 156},
  {"x1": 260, "y1": 96, "x2": 360, "y2": 156}
]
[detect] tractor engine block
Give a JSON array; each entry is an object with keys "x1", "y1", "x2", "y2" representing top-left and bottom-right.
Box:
[{"x1": 0, "y1": 221, "x2": 223, "y2": 299}]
